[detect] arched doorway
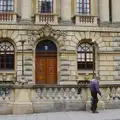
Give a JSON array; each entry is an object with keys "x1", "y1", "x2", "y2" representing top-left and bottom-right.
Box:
[{"x1": 35, "y1": 40, "x2": 57, "y2": 84}]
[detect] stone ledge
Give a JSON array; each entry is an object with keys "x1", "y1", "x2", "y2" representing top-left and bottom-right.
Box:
[
  {"x1": 0, "y1": 24, "x2": 120, "y2": 32},
  {"x1": 0, "y1": 83, "x2": 120, "y2": 89}
]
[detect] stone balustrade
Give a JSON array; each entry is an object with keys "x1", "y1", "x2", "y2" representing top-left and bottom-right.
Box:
[
  {"x1": 74, "y1": 15, "x2": 98, "y2": 26},
  {"x1": 0, "y1": 84, "x2": 119, "y2": 114},
  {"x1": 0, "y1": 13, "x2": 17, "y2": 23},
  {"x1": 32, "y1": 85, "x2": 88, "y2": 112},
  {"x1": 35, "y1": 13, "x2": 58, "y2": 25}
]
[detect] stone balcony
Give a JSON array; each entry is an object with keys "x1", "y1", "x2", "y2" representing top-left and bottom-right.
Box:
[
  {"x1": 35, "y1": 13, "x2": 58, "y2": 25},
  {"x1": 0, "y1": 12, "x2": 17, "y2": 23},
  {"x1": 73, "y1": 15, "x2": 98, "y2": 26}
]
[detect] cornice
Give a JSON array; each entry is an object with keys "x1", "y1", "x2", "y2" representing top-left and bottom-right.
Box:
[{"x1": 0, "y1": 24, "x2": 120, "y2": 32}]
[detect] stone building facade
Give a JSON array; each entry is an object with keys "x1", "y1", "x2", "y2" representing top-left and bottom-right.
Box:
[
  {"x1": 0, "y1": 0, "x2": 119, "y2": 85},
  {"x1": 0, "y1": 0, "x2": 120, "y2": 114}
]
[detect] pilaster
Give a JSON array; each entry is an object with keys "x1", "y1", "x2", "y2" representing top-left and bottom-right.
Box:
[
  {"x1": 20, "y1": 0, "x2": 32, "y2": 23},
  {"x1": 99, "y1": 0, "x2": 109, "y2": 24},
  {"x1": 112, "y1": 0, "x2": 120, "y2": 24},
  {"x1": 60, "y1": 0, "x2": 72, "y2": 24}
]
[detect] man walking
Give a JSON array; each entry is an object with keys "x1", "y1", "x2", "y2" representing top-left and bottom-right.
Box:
[{"x1": 90, "y1": 76, "x2": 101, "y2": 113}]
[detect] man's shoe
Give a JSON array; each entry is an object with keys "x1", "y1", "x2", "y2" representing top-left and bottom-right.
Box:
[{"x1": 92, "y1": 111, "x2": 99, "y2": 113}]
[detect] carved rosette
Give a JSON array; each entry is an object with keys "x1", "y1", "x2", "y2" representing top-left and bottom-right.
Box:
[{"x1": 27, "y1": 23, "x2": 67, "y2": 49}]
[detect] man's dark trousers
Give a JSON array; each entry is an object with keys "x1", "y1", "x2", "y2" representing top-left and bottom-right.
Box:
[{"x1": 91, "y1": 92, "x2": 98, "y2": 112}]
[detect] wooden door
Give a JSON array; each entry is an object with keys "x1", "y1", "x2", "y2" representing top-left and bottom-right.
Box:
[{"x1": 36, "y1": 56, "x2": 57, "y2": 84}]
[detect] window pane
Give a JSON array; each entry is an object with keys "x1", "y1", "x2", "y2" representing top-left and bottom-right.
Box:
[
  {"x1": 39, "y1": 0, "x2": 53, "y2": 13},
  {"x1": 0, "y1": 41, "x2": 14, "y2": 70},
  {"x1": 77, "y1": 0, "x2": 90, "y2": 14},
  {"x1": 77, "y1": 42, "x2": 94, "y2": 70},
  {"x1": 78, "y1": 62, "x2": 85, "y2": 70},
  {"x1": 0, "y1": 0, "x2": 14, "y2": 12},
  {"x1": 86, "y1": 62, "x2": 93, "y2": 69},
  {"x1": 6, "y1": 54, "x2": 14, "y2": 69}
]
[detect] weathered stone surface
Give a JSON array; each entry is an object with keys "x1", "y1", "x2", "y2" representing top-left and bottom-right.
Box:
[
  {"x1": 104, "y1": 101, "x2": 120, "y2": 109},
  {"x1": 0, "y1": 102, "x2": 13, "y2": 115},
  {"x1": 33, "y1": 100, "x2": 86, "y2": 113},
  {"x1": 86, "y1": 100, "x2": 105, "y2": 111},
  {"x1": 13, "y1": 102, "x2": 33, "y2": 114}
]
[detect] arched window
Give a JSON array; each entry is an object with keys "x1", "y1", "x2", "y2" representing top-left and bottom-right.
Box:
[
  {"x1": 36, "y1": 40, "x2": 57, "y2": 52},
  {"x1": 76, "y1": 0, "x2": 90, "y2": 15},
  {"x1": 0, "y1": 41, "x2": 14, "y2": 70},
  {"x1": 77, "y1": 42, "x2": 94, "y2": 70},
  {"x1": 39, "y1": 0, "x2": 53, "y2": 13}
]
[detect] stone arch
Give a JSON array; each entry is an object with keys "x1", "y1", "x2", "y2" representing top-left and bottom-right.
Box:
[
  {"x1": 0, "y1": 38, "x2": 15, "y2": 51},
  {"x1": 27, "y1": 24, "x2": 67, "y2": 50},
  {"x1": 27, "y1": 24, "x2": 66, "y2": 84},
  {"x1": 35, "y1": 39, "x2": 58, "y2": 84},
  {"x1": 34, "y1": 36, "x2": 60, "y2": 52},
  {"x1": 0, "y1": 30, "x2": 21, "y2": 51},
  {"x1": 72, "y1": 31, "x2": 107, "y2": 51}
]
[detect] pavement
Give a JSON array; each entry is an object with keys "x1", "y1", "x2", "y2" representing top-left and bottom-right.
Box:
[{"x1": 0, "y1": 109, "x2": 120, "y2": 120}]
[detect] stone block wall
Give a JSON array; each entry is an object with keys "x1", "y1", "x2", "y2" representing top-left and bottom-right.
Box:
[
  {"x1": 0, "y1": 84, "x2": 120, "y2": 114},
  {"x1": 0, "y1": 25, "x2": 120, "y2": 84}
]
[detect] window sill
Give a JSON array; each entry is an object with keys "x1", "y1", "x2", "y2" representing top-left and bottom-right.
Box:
[
  {"x1": 77, "y1": 70, "x2": 95, "y2": 74},
  {"x1": 0, "y1": 70, "x2": 15, "y2": 74}
]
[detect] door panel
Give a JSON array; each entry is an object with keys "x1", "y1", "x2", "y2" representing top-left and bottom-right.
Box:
[
  {"x1": 46, "y1": 57, "x2": 57, "y2": 84},
  {"x1": 36, "y1": 57, "x2": 46, "y2": 84}
]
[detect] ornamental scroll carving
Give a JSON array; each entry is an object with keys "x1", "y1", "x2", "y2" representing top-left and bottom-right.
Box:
[{"x1": 27, "y1": 23, "x2": 67, "y2": 49}]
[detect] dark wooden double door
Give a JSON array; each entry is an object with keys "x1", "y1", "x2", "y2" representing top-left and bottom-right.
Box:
[{"x1": 35, "y1": 52, "x2": 57, "y2": 84}]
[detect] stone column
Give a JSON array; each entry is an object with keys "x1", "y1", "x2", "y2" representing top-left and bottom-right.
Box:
[
  {"x1": 61, "y1": 0, "x2": 72, "y2": 23},
  {"x1": 91, "y1": 0, "x2": 96, "y2": 15},
  {"x1": 112, "y1": 0, "x2": 120, "y2": 23},
  {"x1": 53, "y1": 0, "x2": 57, "y2": 14},
  {"x1": 94, "y1": 0, "x2": 98, "y2": 16},
  {"x1": 21, "y1": 0, "x2": 32, "y2": 23},
  {"x1": 14, "y1": 0, "x2": 17, "y2": 13},
  {"x1": 99, "y1": 0, "x2": 109, "y2": 23}
]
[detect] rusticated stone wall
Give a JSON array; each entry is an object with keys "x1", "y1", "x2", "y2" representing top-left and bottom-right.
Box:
[{"x1": 0, "y1": 25, "x2": 120, "y2": 84}]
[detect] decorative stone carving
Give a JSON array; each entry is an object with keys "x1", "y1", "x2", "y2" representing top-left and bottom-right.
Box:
[
  {"x1": 0, "y1": 88, "x2": 11, "y2": 101},
  {"x1": 35, "y1": 87, "x2": 85, "y2": 101},
  {"x1": 27, "y1": 23, "x2": 67, "y2": 49},
  {"x1": 15, "y1": 76, "x2": 28, "y2": 85},
  {"x1": 2, "y1": 73, "x2": 7, "y2": 81}
]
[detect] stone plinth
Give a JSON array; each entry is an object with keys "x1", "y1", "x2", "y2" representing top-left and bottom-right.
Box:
[{"x1": 13, "y1": 89, "x2": 33, "y2": 114}]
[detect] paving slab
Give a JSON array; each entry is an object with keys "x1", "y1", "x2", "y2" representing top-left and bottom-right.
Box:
[{"x1": 0, "y1": 109, "x2": 120, "y2": 120}]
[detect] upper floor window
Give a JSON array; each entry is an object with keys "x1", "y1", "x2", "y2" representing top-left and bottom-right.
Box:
[
  {"x1": 0, "y1": 41, "x2": 14, "y2": 70},
  {"x1": 39, "y1": 0, "x2": 53, "y2": 13},
  {"x1": 0, "y1": 0, "x2": 14, "y2": 12},
  {"x1": 77, "y1": 42, "x2": 94, "y2": 70},
  {"x1": 76, "y1": 0, "x2": 90, "y2": 15}
]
